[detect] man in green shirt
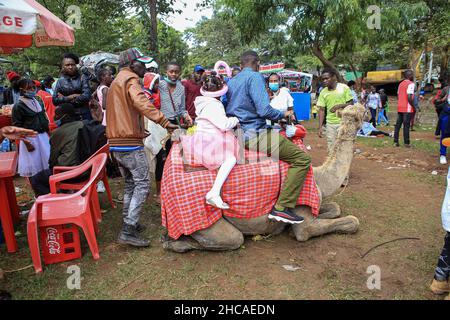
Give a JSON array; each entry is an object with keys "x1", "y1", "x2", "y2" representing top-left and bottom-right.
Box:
[{"x1": 317, "y1": 69, "x2": 354, "y2": 153}]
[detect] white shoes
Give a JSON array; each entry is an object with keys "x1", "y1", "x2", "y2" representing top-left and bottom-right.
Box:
[
  {"x1": 97, "y1": 181, "x2": 106, "y2": 193},
  {"x1": 440, "y1": 156, "x2": 448, "y2": 165},
  {"x1": 206, "y1": 193, "x2": 230, "y2": 210}
]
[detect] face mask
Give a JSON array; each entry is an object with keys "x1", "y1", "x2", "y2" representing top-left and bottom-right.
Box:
[
  {"x1": 23, "y1": 90, "x2": 37, "y2": 99},
  {"x1": 269, "y1": 83, "x2": 280, "y2": 92},
  {"x1": 164, "y1": 77, "x2": 177, "y2": 85}
]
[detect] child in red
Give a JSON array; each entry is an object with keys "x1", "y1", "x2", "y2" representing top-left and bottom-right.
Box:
[{"x1": 143, "y1": 72, "x2": 161, "y2": 109}]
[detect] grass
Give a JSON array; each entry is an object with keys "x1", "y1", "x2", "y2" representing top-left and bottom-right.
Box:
[
  {"x1": 356, "y1": 134, "x2": 440, "y2": 154},
  {"x1": 404, "y1": 170, "x2": 446, "y2": 187}
]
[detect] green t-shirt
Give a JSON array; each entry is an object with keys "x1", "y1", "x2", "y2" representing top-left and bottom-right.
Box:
[{"x1": 317, "y1": 83, "x2": 354, "y2": 125}]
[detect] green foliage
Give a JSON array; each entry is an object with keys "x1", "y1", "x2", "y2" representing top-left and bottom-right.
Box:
[
  {"x1": 119, "y1": 17, "x2": 188, "y2": 67},
  {"x1": 3, "y1": 0, "x2": 188, "y2": 80},
  {"x1": 218, "y1": 0, "x2": 369, "y2": 76},
  {"x1": 184, "y1": 9, "x2": 303, "y2": 73},
  {"x1": 184, "y1": 13, "x2": 248, "y2": 69},
  {"x1": 216, "y1": 0, "x2": 450, "y2": 76}
]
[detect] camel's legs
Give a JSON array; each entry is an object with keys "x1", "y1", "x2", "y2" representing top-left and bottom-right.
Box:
[
  {"x1": 162, "y1": 218, "x2": 244, "y2": 253},
  {"x1": 291, "y1": 212, "x2": 359, "y2": 242},
  {"x1": 191, "y1": 217, "x2": 244, "y2": 250},
  {"x1": 318, "y1": 202, "x2": 342, "y2": 219}
]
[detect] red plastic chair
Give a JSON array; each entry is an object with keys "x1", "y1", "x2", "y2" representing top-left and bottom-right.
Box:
[
  {"x1": 53, "y1": 144, "x2": 116, "y2": 223},
  {"x1": 27, "y1": 154, "x2": 107, "y2": 273}
]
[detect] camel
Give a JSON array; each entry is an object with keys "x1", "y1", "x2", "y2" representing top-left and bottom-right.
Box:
[{"x1": 162, "y1": 104, "x2": 366, "y2": 253}]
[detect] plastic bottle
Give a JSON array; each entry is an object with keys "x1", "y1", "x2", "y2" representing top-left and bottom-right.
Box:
[{"x1": 1, "y1": 138, "x2": 10, "y2": 152}]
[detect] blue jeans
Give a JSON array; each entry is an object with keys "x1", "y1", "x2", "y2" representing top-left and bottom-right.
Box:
[
  {"x1": 377, "y1": 109, "x2": 389, "y2": 125},
  {"x1": 112, "y1": 149, "x2": 150, "y2": 227},
  {"x1": 435, "y1": 232, "x2": 450, "y2": 281}
]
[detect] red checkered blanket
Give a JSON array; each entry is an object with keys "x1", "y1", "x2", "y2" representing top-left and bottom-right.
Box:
[{"x1": 161, "y1": 137, "x2": 320, "y2": 240}]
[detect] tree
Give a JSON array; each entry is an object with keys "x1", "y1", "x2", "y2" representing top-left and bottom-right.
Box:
[
  {"x1": 4, "y1": 0, "x2": 189, "y2": 79},
  {"x1": 217, "y1": 0, "x2": 450, "y2": 83},
  {"x1": 128, "y1": 0, "x2": 183, "y2": 58},
  {"x1": 366, "y1": 0, "x2": 450, "y2": 82},
  {"x1": 185, "y1": 9, "x2": 302, "y2": 73},
  {"x1": 218, "y1": 0, "x2": 372, "y2": 81},
  {"x1": 185, "y1": 13, "x2": 247, "y2": 69}
]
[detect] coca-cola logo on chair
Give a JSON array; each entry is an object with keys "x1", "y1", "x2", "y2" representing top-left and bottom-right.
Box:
[{"x1": 46, "y1": 227, "x2": 61, "y2": 255}]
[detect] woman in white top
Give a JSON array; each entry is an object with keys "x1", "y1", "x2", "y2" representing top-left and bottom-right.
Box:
[
  {"x1": 268, "y1": 73, "x2": 294, "y2": 112},
  {"x1": 267, "y1": 73, "x2": 294, "y2": 125}
]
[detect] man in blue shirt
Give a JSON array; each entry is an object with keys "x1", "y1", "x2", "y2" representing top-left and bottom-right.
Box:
[{"x1": 226, "y1": 51, "x2": 311, "y2": 225}]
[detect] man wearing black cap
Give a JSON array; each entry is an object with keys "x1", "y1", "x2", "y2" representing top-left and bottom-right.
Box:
[
  {"x1": 107, "y1": 48, "x2": 178, "y2": 248},
  {"x1": 182, "y1": 64, "x2": 205, "y2": 120}
]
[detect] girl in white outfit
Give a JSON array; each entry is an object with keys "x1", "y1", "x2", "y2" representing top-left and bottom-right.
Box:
[{"x1": 181, "y1": 72, "x2": 240, "y2": 209}]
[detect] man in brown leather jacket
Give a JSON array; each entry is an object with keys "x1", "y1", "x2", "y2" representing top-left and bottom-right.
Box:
[{"x1": 106, "y1": 48, "x2": 178, "y2": 248}]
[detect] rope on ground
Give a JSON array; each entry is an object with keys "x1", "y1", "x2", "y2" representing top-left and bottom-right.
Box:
[
  {"x1": 336, "y1": 182, "x2": 349, "y2": 197},
  {"x1": 3, "y1": 264, "x2": 33, "y2": 273},
  {"x1": 360, "y1": 237, "x2": 421, "y2": 259},
  {"x1": 117, "y1": 272, "x2": 147, "y2": 292}
]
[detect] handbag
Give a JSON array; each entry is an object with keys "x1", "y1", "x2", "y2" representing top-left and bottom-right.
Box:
[{"x1": 144, "y1": 119, "x2": 168, "y2": 155}]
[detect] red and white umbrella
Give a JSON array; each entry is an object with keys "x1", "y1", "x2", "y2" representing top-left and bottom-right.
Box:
[{"x1": 0, "y1": 0, "x2": 75, "y2": 51}]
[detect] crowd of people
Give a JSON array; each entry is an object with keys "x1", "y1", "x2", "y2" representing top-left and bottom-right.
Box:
[
  {"x1": 1, "y1": 46, "x2": 450, "y2": 300},
  {"x1": 0, "y1": 48, "x2": 313, "y2": 248}
]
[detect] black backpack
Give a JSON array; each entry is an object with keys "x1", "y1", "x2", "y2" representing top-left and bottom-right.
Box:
[{"x1": 76, "y1": 120, "x2": 107, "y2": 163}]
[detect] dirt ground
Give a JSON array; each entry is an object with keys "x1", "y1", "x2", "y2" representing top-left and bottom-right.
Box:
[{"x1": 0, "y1": 108, "x2": 448, "y2": 300}]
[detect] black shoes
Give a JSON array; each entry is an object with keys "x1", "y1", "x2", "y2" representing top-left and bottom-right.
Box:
[
  {"x1": 118, "y1": 224, "x2": 150, "y2": 247},
  {"x1": 268, "y1": 207, "x2": 304, "y2": 224}
]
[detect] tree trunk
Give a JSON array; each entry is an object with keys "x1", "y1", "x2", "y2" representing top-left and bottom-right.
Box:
[
  {"x1": 348, "y1": 58, "x2": 361, "y2": 89},
  {"x1": 311, "y1": 45, "x2": 344, "y2": 82},
  {"x1": 148, "y1": 0, "x2": 158, "y2": 56},
  {"x1": 441, "y1": 45, "x2": 449, "y2": 81}
]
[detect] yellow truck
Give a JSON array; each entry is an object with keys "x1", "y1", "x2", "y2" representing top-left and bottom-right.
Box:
[
  {"x1": 366, "y1": 66, "x2": 422, "y2": 86},
  {"x1": 366, "y1": 49, "x2": 425, "y2": 93}
]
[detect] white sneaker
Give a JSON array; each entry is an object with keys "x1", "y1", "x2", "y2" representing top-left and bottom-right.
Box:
[
  {"x1": 206, "y1": 193, "x2": 230, "y2": 210},
  {"x1": 97, "y1": 181, "x2": 106, "y2": 193},
  {"x1": 440, "y1": 156, "x2": 448, "y2": 165}
]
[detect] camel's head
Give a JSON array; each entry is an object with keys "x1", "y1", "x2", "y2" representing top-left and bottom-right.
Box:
[{"x1": 336, "y1": 104, "x2": 365, "y2": 137}]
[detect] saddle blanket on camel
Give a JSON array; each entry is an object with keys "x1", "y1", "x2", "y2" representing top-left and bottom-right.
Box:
[{"x1": 161, "y1": 135, "x2": 320, "y2": 240}]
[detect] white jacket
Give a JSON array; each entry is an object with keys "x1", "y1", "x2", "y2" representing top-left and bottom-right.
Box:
[{"x1": 195, "y1": 96, "x2": 239, "y2": 134}]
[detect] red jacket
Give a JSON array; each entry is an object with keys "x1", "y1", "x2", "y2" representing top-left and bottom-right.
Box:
[
  {"x1": 182, "y1": 79, "x2": 202, "y2": 119},
  {"x1": 37, "y1": 89, "x2": 57, "y2": 131}
]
